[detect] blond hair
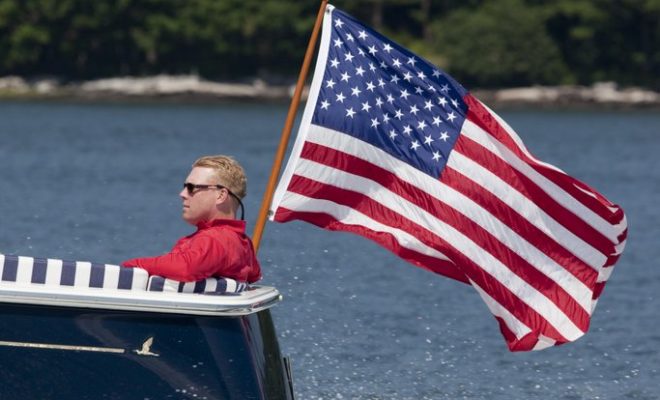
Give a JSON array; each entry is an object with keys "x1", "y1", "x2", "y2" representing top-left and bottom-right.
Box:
[{"x1": 193, "y1": 155, "x2": 247, "y2": 199}]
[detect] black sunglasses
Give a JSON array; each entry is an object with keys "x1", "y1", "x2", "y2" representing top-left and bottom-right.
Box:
[{"x1": 183, "y1": 183, "x2": 245, "y2": 220}]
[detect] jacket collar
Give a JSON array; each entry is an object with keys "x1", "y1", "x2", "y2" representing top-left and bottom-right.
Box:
[{"x1": 196, "y1": 218, "x2": 246, "y2": 233}]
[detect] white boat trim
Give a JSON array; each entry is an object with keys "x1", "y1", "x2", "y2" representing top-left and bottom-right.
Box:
[{"x1": 0, "y1": 283, "x2": 282, "y2": 316}]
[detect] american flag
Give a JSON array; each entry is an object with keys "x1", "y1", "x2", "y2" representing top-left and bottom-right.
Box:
[{"x1": 270, "y1": 5, "x2": 627, "y2": 351}]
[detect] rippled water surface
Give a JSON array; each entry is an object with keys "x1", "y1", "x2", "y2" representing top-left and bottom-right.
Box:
[{"x1": 1, "y1": 101, "x2": 658, "y2": 399}]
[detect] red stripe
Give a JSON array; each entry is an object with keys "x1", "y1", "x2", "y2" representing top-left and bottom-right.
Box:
[
  {"x1": 441, "y1": 167, "x2": 598, "y2": 287},
  {"x1": 274, "y1": 206, "x2": 468, "y2": 283},
  {"x1": 464, "y1": 94, "x2": 625, "y2": 225},
  {"x1": 276, "y1": 202, "x2": 571, "y2": 347},
  {"x1": 298, "y1": 142, "x2": 591, "y2": 330},
  {"x1": 452, "y1": 134, "x2": 615, "y2": 257}
]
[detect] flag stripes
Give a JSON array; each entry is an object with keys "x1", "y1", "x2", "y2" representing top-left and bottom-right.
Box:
[{"x1": 270, "y1": 4, "x2": 627, "y2": 351}]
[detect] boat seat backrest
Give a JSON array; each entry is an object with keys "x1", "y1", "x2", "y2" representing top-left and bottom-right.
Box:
[
  {"x1": 0, "y1": 253, "x2": 248, "y2": 295},
  {"x1": 0, "y1": 254, "x2": 149, "y2": 291},
  {"x1": 147, "y1": 275, "x2": 247, "y2": 294}
]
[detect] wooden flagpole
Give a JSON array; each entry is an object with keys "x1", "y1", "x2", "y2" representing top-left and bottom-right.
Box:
[{"x1": 252, "y1": 0, "x2": 328, "y2": 253}]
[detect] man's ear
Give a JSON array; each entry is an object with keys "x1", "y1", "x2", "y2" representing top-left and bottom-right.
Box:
[{"x1": 215, "y1": 188, "x2": 229, "y2": 205}]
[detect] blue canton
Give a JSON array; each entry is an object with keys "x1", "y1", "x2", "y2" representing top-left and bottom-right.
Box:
[{"x1": 312, "y1": 8, "x2": 469, "y2": 178}]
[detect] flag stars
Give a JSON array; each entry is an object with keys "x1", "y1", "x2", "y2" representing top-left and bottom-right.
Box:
[
  {"x1": 375, "y1": 97, "x2": 384, "y2": 107},
  {"x1": 370, "y1": 118, "x2": 380, "y2": 128},
  {"x1": 424, "y1": 100, "x2": 434, "y2": 111},
  {"x1": 378, "y1": 78, "x2": 386, "y2": 88},
  {"x1": 389, "y1": 129, "x2": 397, "y2": 139},
  {"x1": 394, "y1": 109, "x2": 404, "y2": 119},
  {"x1": 340, "y1": 72, "x2": 350, "y2": 82},
  {"x1": 368, "y1": 45, "x2": 378, "y2": 55},
  {"x1": 438, "y1": 96, "x2": 448, "y2": 107},
  {"x1": 447, "y1": 112, "x2": 457, "y2": 122},
  {"x1": 400, "y1": 89, "x2": 410, "y2": 100},
  {"x1": 409, "y1": 104, "x2": 419, "y2": 115},
  {"x1": 439, "y1": 131, "x2": 450, "y2": 141},
  {"x1": 407, "y1": 57, "x2": 417, "y2": 67},
  {"x1": 451, "y1": 98, "x2": 459, "y2": 108},
  {"x1": 390, "y1": 75, "x2": 400, "y2": 84},
  {"x1": 366, "y1": 81, "x2": 376, "y2": 91},
  {"x1": 344, "y1": 52, "x2": 355, "y2": 62},
  {"x1": 334, "y1": 38, "x2": 344, "y2": 48},
  {"x1": 330, "y1": 58, "x2": 340, "y2": 68},
  {"x1": 383, "y1": 43, "x2": 393, "y2": 53},
  {"x1": 358, "y1": 30, "x2": 368, "y2": 40},
  {"x1": 320, "y1": 100, "x2": 330, "y2": 110},
  {"x1": 336, "y1": 92, "x2": 346, "y2": 103},
  {"x1": 351, "y1": 86, "x2": 362, "y2": 96},
  {"x1": 403, "y1": 125, "x2": 412, "y2": 135},
  {"x1": 432, "y1": 151, "x2": 442, "y2": 161},
  {"x1": 387, "y1": 94, "x2": 395, "y2": 104},
  {"x1": 424, "y1": 134, "x2": 434, "y2": 145},
  {"x1": 392, "y1": 58, "x2": 402, "y2": 68},
  {"x1": 346, "y1": 107, "x2": 356, "y2": 118},
  {"x1": 417, "y1": 71, "x2": 426, "y2": 80},
  {"x1": 415, "y1": 86, "x2": 424, "y2": 95},
  {"x1": 432, "y1": 70, "x2": 441, "y2": 78},
  {"x1": 410, "y1": 140, "x2": 421, "y2": 150},
  {"x1": 379, "y1": 61, "x2": 388, "y2": 69},
  {"x1": 440, "y1": 84, "x2": 450, "y2": 93},
  {"x1": 357, "y1": 48, "x2": 366, "y2": 57},
  {"x1": 403, "y1": 72, "x2": 413, "y2": 82},
  {"x1": 355, "y1": 66, "x2": 365, "y2": 76},
  {"x1": 417, "y1": 120, "x2": 427, "y2": 130},
  {"x1": 346, "y1": 33, "x2": 354, "y2": 42},
  {"x1": 361, "y1": 101, "x2": 371, "y2": 112},
  {"x1": 325, "y1": 79, "x2": 336, "y2": 89},
  {"x1": 432, "y1": 116, "x2": 442, "y2": 126},
  {"x1": 334, "y1": 18, "x2": 344, "y2": 28},
  {"x1": 382, "y1": 113, "x2": 391, "y2": 123},
  {"x1": 369, "y1": 63, "x2": 377, "y2": 72}
]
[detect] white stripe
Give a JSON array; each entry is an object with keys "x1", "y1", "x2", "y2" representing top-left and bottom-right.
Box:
[
  {"x1": 461, "y1": 118, "x2": 623, "y2": 243},
  {"x1": 597, "y1": 266, "x2": 615, "y2": 283},
  {"x1": 447, "y1": 149, "x2": 606, "y2": 270},
  {"x1": 533, "y1": 335, "x2": 557, "y2": 351},
  {"x1": 132, "y1": 268, "x2": 149, "y2": 290},
  {"x1": 182, "y1": 281, "x2": 196, "y2": 293},
  {"x1": 270, "y1": 5, "x2": 335, "y2": 213},
  {"x1": 45, "y1": 259, "x2": 63, "y2": 286},
  {"x1": 103, "y1": 264, "x2": 121, "y2": 289},
  {"x1": 16, "y1": 256, "x2": 34, "y2": 284},
  {"x1": 294, "y1": 157, "x2": 594, "y2": 313},
  {"x1": 281, "y1": 127, "x2": 585, "y2": 340},
  {"x1": 278, "y1": 191, "x2": 451, "y2": 262},
  {"x1": 225, "y1": 279, "x2": 237, "y2": 293},
  {"x1": 205, "y1": 278, "x2": 218, "y2": 292},
  {"x1": 470, "y1": 280, "x2": 532, "y2": 340},
  {"x1": 0, "y1": 254, "x2": 4, "y2": 279},
  {"x1": 74, "y1": 262, "x2": 92, "y2": 287}
]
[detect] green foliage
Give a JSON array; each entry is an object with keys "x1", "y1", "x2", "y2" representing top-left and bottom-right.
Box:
[
  {"x1": 0, "y1": 0, "x2": 657, "y2": 88},
  {"x1": 430, "y1": 0, "x2": 571, "y2": 88}
]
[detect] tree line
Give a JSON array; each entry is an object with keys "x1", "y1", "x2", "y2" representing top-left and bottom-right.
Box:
[{"x1": 0, "y1": 0, "x2": 658, "y2": 89}]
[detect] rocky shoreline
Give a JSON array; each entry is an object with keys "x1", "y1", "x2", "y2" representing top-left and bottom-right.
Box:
[{"x1": 1, "y1": 74, "x2": 659, "y2": 108}]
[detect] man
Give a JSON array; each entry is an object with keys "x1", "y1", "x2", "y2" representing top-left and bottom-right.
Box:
[{"x1": 122, "y1": 155, "x2": 261, "y2": 283}]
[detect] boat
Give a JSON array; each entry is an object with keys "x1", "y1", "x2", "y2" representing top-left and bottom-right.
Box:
[{"x1": 0, "y1": 253, "x2": 295, "y2": 400}]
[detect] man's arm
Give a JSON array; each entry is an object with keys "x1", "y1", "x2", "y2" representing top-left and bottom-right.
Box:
[{"x1": 122, "y1": 235, "x2": 225, "y2": 282}]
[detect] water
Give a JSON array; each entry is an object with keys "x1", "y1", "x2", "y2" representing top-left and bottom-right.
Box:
[{"x1": 1, "y1": 100, "x2": 658, "y2": 399}]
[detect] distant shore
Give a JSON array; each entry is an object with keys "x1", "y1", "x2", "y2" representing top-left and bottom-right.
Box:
[{"x1": 2, "y1": 75, "x2": 659, "y2": 109}]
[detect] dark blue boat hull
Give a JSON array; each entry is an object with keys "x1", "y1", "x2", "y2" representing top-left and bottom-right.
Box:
[{"x1": 0, "y1": 303, "x2": 293, "y2": 400}]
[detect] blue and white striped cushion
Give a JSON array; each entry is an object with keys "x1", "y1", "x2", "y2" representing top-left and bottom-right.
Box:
[
  {"x1": 147, "y1": 275, "x2": 247, "y2": 294},
  {"x1": 0, "y1": 253, "x2": 149, "y2": 291}
]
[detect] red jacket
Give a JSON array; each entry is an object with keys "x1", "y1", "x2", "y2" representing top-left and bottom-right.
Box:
[{"x1": 122, "y1": 219, "x2": 261, "y2": 283}]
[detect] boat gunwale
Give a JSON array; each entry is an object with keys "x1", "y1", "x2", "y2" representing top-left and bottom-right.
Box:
[{"x1": 0, "y1": 283, "x2": 282, "y2": 316}]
